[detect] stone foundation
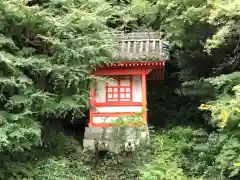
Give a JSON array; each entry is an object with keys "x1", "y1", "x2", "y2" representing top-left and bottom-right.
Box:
[{"x1": 83, "y1": 126, "x2": 149, "y2": 153}]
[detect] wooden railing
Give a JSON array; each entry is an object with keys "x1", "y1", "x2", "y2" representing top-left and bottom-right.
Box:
[{"x1": 112, "y1": 31, "x2": 169, "y2": 60}]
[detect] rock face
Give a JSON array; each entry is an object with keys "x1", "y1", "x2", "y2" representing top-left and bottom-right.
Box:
[{"x1": 83, "y1": 126, "x2": 149, "y2": 153}]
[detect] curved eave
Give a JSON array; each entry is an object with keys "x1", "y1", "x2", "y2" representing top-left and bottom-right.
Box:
[
  {"x1": 110, "y1": 61, "x2": 165, "y2": 68},
  {"x1": 99, "y1": 60, "x2": 165, "y2": 69},
  {"x1": 92, "y1": 61, "x2": 165, "y2": 76}
]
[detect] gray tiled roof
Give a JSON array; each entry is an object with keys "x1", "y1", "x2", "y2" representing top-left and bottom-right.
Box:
[{"x1": 112, "y1": 31, "x2": 170, "y2": 61}]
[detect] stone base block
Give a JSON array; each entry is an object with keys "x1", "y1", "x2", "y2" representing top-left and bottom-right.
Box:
[
  {"x1": 83, "y1": 139, "x2": 96, "y2": 150},
  {"x1": 83, "y1": 126, "x2": 150, "y2": 153}
]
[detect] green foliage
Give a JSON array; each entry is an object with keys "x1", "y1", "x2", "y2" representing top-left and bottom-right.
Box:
[
  {"x1": 1, "y1": 0, "x2": 240, "y2": 179},
  {"x1": 139, "y1": 126, "x2": 240, "y2": 179},
  {"x1": 139, "y1": 127, "x2": 199, "y2": 180},
  {"x1": 0, "y1": 127, "x2": 91, "y2": 180},
  {"x1": 182, "y1": 72, "x2": 240, "y2": 178},
  {"x1": 198, "y1": 72, "x2": 240, "y2": 130},
  {"x1": 0, "y1": 0, "x2": 114, "y2": 152},
  {"x1": 205, "y1": 0, "x2": 240, "y2": 52}
]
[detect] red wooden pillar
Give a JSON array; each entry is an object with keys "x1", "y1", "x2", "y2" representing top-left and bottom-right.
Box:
[
  {"x1": 89, "y1": 88, "x2": 96, "y2": 126},
  {"x1": 141, "y1": 72, "x2": 147, "y2": 123}
]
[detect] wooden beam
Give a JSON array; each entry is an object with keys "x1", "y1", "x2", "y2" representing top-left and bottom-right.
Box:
[{"x1": 94, "y1": 68, "x2": 150, "y2": 76}]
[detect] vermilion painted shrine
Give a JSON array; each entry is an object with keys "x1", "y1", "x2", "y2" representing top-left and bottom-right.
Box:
[{"x1": 83, "y1": 31, "x2": 169, "y2": 153}]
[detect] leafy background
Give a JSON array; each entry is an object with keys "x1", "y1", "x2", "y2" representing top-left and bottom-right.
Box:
[{"x1": 0, "y1": 0, "x2": 239, "y2": 179}]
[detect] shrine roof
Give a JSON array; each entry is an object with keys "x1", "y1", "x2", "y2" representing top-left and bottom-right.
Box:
[{"x1": 111, "y1": 31, "x2": 170, "y2": 61}]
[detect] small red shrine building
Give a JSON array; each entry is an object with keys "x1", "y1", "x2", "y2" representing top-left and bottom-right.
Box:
[{"x1": 89, "y1": 32, "x2": 169, "y2": 127}]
